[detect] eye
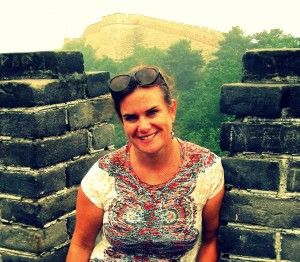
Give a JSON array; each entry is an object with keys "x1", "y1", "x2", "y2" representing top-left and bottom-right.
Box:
[
  {"x1": 147, "y1": 109, "x2": 158, "y2": 117},
  {"x1": 123, "y1": 115, "x2": 138, "y2": 122}
]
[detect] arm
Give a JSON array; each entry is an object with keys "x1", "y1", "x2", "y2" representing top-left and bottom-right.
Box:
[
  {"x1": 196, "y1": 186, "x2": 225, "y2": 262},
  {"x1": 66, "y1": 186, "x2": 104, "y2": 262}
]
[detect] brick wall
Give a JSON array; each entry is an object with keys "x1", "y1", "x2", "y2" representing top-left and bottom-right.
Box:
[
  {"x1": 219, "y1": 48, "x2": 300, "y2": 262},
  {"x1": 0, "y1": 51, "x2": 114, "y2": 261}
]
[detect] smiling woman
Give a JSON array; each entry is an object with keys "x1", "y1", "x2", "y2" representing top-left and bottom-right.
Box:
[{"x1": 66, "y1": 65, "x2": 225, "y2": 262}]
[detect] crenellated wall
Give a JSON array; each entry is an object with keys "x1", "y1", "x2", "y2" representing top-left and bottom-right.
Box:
[
  {"x1": 0, "y1": 48, "x2": 299, "y2": 261},
  {"x1": 0, "y1": 51, "x2": 114, "y2": 261},
  {"x1": 70, "y1": 13, "x2": 224, "y2": 62},
  {"x1": 219, "y1": 48, "x2": 300, "y2": 262}
]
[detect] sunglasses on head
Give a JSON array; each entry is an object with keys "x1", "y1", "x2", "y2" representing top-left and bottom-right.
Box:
[{"x1": 107, "y1": 67, "x2": 167, "y2": 93}]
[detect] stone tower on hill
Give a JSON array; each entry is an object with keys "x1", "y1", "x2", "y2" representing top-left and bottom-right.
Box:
[{"x1": 64, "y1": 13, "x2": 224, "y2": 62}]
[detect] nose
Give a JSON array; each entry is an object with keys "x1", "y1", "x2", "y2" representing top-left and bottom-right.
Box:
[{"x1": 138, "y1": 117, "x2": 151, "y2": 133}]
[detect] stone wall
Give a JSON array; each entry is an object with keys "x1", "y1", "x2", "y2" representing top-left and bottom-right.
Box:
[
  {"x1": 0, "y1": 51, "x2": 114, "y2": 261},
  {"x1": 219, "y1": 48, "x2": 300, "y2": 262},
  {"x1": 73, "y1": 13, "x2": 224, "y2": 62}
]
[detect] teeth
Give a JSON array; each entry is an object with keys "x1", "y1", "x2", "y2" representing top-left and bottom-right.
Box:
[{"x1": 140, "y1": 133, "x2": 155, "y2": 140}]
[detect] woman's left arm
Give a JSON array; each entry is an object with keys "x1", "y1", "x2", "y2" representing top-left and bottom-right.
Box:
[{"x1": 196, "y1": 185, "x2": 225, "y2": 262}]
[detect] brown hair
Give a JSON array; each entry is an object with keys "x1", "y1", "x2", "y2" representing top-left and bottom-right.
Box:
[{"x1": 109, "y1": 65, "x2": 177, "y2": 120}]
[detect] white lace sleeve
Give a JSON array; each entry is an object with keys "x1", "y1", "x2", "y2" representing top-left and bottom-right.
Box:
[
  {"x1": 81, "y1": 161, "x2": 116, "y2": 209},
  {"x1": 207, "y1": 156, "x2": 224, "y2": 199}
]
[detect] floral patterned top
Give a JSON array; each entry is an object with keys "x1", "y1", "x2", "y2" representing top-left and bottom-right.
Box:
[{"x1": 81, "y1": 140, "x2": 224, "y2": 261}]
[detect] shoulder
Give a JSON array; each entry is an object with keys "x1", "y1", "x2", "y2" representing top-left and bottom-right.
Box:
[{"x1": 180, "y1": 139, "x2": 220, "y2": 169}]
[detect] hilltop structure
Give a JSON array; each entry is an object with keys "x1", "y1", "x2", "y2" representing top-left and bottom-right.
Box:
[{"x1": 64, "y1": 13, "x2": 224, "y2": 62}]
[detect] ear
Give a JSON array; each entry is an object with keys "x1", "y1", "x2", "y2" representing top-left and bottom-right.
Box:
[{"x1": 169, "y1": 99, "x2": 177, "y2": 122}]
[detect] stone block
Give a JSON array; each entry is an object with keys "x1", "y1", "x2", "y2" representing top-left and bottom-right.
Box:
[
  {"x1": 67, "y1": 213, "x2": 76, "y2": 238},
  {"x1": 0, "y1": 221, "x2": 68, "y2": 254},
  {"x1": 0, "y1": 246, "x2": 68, "y2": 262},
  {"x1": 0, "y1": 106, "x2": 66, "y2": 138},
  {"x1": 0, "y1": 51, "x2": 84, "y2": 80},
  {"x1": 219, "y1": 225, "x2": 276, "y2": 259},
  {"x1": 287, "y1": 159, "x2": 300, "y2": 192},
  {"x1": 290, "y1": 85, "x2": 300, "y2": 117},
  {"x1": 281, "y1": 232, "x2": 300, "y2": 261},
  {"x1": 91, "y1": 124, "x2": 114, "y2": 150},
  {"x1": 2, "y1": 187, "x2": 77, "y2": 227},
  {"x1": 66, "y1": 152, "x2": 106, "y2": 187},
  {"x1": 221, "y1": 191, "x2": 300, "y2": 229},
  {"x1": 0, "y1": 77, "x2": 86, "y2": 108},
  {"x1": 0, "y1": 164, "x2": 66, "y2": 198},
  {"x1": 222, "y1": 156, "x2": 280, "y2": 190},
  {"x1": 242, "y1": 48, "x2": 300, "y2": 83},
  {"x1": 221, "y1": 121, "x2": 300, "y2": 154},
  {"x1": 220, "y1": 83, "x2": 290, "y2": 118},
  {"x1": 67, "y1": 97, "x2": 114, "y2": 130},
  {"x1": 0, "y1": 130, "x2": 89, "y2": 168},
  {"x1": 86, "y1": 71, "x2": 110, "y2": 97}
]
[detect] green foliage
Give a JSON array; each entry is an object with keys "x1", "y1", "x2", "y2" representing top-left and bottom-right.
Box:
[{"x1": 61, "y1": 28, "x2": 300, "y2": 155}]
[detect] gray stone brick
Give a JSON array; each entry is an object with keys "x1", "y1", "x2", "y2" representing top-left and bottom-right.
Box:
[
  {"x1": 220, "y1": 83, "x2": 290, "y2": 118},
  {"x1": 221, "y1": 121, "x2": 300, "y2": 154},
  {"x1": 66, "y1": 152, "x2": 107, "y2": 187},
  {"x1": 0, "y1": 130, "x2": 89, "y2": 168},
  {"x1": 0, "y1": 51, "x2": 84, "y2": 80},
  {"x1": 290, "y1": 85, "x2": 300, "y2": 117},
  {"x1": 287, "y1": 159, "x2": 300, "y2": 192},
  {"x1": 222, "y1": 156, "x2": 280, "y2": 190},
  {"x1": 0, "y1": 107, "x2": 66, "y2": 138},
  {"x1": 0, "y1": 221, "x2": 68, "y2": 253},
  {"x1": 221, "y1": 191, "x2": 300, "y2": 229},
  {"x1": 2, "y1": 187, "x2": 77, "y2": 227},
  {"x1": 242, "y1": 49, "x2": 300, "y2": 83},
  {"x1": 91, "y1": 124, "x2": 114, "y2": 150},
  {"x1": 86, "y1": 71, "x2": 110, "y2": 97},
  {"x1": 0, "y1": 164, "x2": 66, "y2": 198},
  {"x1": 281, "y1": 232, "x2": 300, "y2": 261},
  {"x1": 67, "y1": 97, "x2": 114, "y2": 130},
  {"x1": 219, "y1": 225, "x2": 276, "y2": 259}
]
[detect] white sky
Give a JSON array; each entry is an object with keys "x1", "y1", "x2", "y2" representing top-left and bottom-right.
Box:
[{"x1": 0, "y1": 0, "x2": 299, "y2": 53}]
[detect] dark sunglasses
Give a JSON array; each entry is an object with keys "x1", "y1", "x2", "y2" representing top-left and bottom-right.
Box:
[{"x1": 107, "y1": 67, "x2": 167, "y2": 93}]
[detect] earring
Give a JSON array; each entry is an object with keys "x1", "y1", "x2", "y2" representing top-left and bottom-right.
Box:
[{"x1": 171, "y1": 124, "x2": 175, "y2": 139}]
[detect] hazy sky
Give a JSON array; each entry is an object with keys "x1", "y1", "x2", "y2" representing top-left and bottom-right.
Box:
[{"x1": 1, "y1": 0, "x2": 299, "y2": 53}]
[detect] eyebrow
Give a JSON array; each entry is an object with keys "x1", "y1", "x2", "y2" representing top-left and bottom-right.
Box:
[{"x1": 122, "y1": 105, "x2": 159, "y2": 118}]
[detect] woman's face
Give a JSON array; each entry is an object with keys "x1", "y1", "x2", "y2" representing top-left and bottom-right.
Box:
[{"x1": 119, "y1": 86, "x2": 176, "y2": 155}]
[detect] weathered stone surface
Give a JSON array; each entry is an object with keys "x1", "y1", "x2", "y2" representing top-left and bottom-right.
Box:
[
  {"x1": 219, "y1": 225, "x2": 276, "y2": 259},
  {"x1": 0, "y1": 245, "x2": 69, "y2": 262},
  {"x1": 220, "y1": 83, "x2": 291, "y2": 118},
  {"x1": 86, "y1": 71, "x2": 110, "y2": 97},
  {"x1": 242, "y1": 48, "x2": 300, "y2": 83},
  {"x1": 2, "y1": 187, "x2": 77, "y2": 227},
  {"x1": 91, "y1": 124, "x2": 114, "y2": 150},
  {"x1": 221, "y1": 121, "x2": 300, "y2": 154},
  {"x1": 0, "y1": 221, "x2": 68, "y2": 253},
  {"x1": 221, "y1": 191, "x2": 300, "y2": 229},
  {"x1": 287, "y1": 159, "x2": 300, "y2": 192},
  {"x1": 222, "y1": 156, "x2": 280, "y2": 190},
  {"x1": 0, "y1": 106, "x2": 66, "y2": 138},
  {"x1": 67, "y1": 213, "x2": 76, "y2": 237},
  {"x1": 290, "y1": 85, "x2": 300, "y2": 117},
  {"x1": 0, "y1": 130, "x2": 89, "y2": 168},
  {"x1": 0, "y1": 51, "x2": 84, "y2": 80},
  {"x1": 67, "y1": 97, "x2": 114, "y2": 130},
  {"x1": 66, "y1": 152, "x2": 107, "y2": 187},
  {"x1": 0, "y1": 164, "x2": 66, "y2": 198},
  {"x1": 281, "y1": 232, "x2": 300, "y2": 261}
]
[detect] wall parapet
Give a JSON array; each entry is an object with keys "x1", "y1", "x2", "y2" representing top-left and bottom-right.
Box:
[
  {"x1": 219, "y1": 48, "x2": 300, "y2": 262},
  {"x1": 0, "y1": 51, "x2": 114, "y2": 261}
]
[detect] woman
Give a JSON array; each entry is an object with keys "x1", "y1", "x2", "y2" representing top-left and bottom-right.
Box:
[{"x1": 66, "y1": 66, "x2": 224, "y2": 261}]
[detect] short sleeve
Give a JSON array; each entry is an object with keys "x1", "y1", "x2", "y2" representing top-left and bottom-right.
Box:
[
  {"x1": 207, "y1": 156, "x2": 224, "y2": 199},
  {"x1": 81, "y1": 161, "x2": 115, "y2": 209}
]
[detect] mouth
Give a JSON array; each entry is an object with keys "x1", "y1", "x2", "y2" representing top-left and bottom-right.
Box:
[{"x1": 138, "y1": 132, "x2": 157, "y2": 141}]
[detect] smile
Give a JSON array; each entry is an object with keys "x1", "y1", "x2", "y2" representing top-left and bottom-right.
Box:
[{"x1": 139, "y1": 132, "x2": 157, "y2": 140}]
